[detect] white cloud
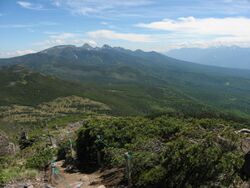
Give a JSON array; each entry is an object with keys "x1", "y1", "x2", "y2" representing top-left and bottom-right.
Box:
[
  {"x1": 101, "y1": 22, "x2": 108, "y2": 25},
  {"x1": 137, "y1": 17, "x2": 250, "y2": 36},
  {"x1": 43, "y1": 31, "x2": 60, "y2": 35},
  {"x1": 51, "y1": 0, "x2": 153, "y2": 15},
  {"x1": 49, "y1": 33, "x2": 78, "y2": 40},
  {"x1": 223, "y1": 0, "x2": 250, "y2": 3},
  {"x1": 52, "y1": 0, "x2": 61, "y2": 7},
  {"x1": 0, "y1": 22, "x2": 58, "y2": 29},
  {"x1": 158, "y1": 36, "x2": 250, "y2": 52},
  {"x1": 27, "y1": 29, "x2": 34, "y2": 33},
  {"x1": 87, "y1": 30, "x2": 153, "y2": 42},
  {"x1": 136, "y1": 17, "x2": 250, "y2": 50},
  {"x1": 34, "y1": 32, "x2": 97, "y2": 48},
  {"x1": 17, "y1": 1, "x2": 46, "y2": 10},
  {"x1": 0, "y1": 49, "x2": 36, "y2": 58},
  {"x1": 0, "y1": 24, "x2": 32, "y2": 28},
  {"x1": 35, "y1": 38, "x2": 97, "y2": 48}
]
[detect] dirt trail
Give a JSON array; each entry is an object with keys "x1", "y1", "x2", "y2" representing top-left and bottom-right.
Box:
[
  {"x1": 52, "y1": 161, "x2": 105, "y2": 188},
  {"x1": 48, "y1": 121, "x2": 108, "y2": 188}
]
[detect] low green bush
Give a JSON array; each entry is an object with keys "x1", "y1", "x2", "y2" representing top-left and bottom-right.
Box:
[
  {"x1": 75, "y1": 116, "x2": 245, "y2": 187},
  {"x1": 137, "y1": 165, "x2": 166, "y2": 187},
  {"x1": 26, "y1": 148, "x2": 54, "y2": 170}
]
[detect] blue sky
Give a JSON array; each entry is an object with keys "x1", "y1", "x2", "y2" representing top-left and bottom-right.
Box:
[{"x1": 1, "y1": 0, "x2": 250, "y2": 57}]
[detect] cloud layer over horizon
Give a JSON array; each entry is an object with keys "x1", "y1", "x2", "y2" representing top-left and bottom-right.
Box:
[{"x1": 1, "y1": 0, "x2": 250, "y2": 57}]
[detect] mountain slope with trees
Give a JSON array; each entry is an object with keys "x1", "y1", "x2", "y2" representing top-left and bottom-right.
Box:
[{"x1": 1, "y1": 45, "x2": 250, "y2": 118}]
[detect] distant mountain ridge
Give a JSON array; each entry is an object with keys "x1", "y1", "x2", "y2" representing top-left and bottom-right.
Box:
[
  {"x1": 1, "y1": 44, "x2": 250, "y2": 117},
  {"x1": 166, "y1": 46, "x2": 250, "y2": 70},
  {"x1": 1, "y1": 44, "x2": 250, "y2": 79}
]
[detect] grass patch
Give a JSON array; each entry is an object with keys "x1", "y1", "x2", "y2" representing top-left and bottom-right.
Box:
[{"x1": 0, "y1": 167, "x2": 38, "y2": 185}]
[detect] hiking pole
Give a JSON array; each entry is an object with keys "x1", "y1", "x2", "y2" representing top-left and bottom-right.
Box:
[
  {"x1": 66, "y1": 130, "x2": 74, "y2": 158},
  {"x1": 95, "y1": 134, "x2": 109, "y2": 167},
  {"x1": 50, "y1": 159, "x2": 56, "y2": 185},
  {"x1": 48, "y1": 130, "x2": 53, "y2": 146},
  {"x1": 69, "y1": 138, "x2": 74, "y2": 158},
  {"x1": 124, "y1": 152, "x2": 132, "y2": 188},
  {"x1": 95, "y1": 135, "x2": 103, "y2": 167},
  {"x1": 51, "y1": 160, "x2": 72, "y2": 188}
]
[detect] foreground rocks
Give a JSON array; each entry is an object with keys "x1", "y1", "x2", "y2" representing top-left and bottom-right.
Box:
[
  {"x1": 0, "y1": 132, "x2": 17, "y2": 156},
  {"x1": 4, "y1": 179, "x2": 44, "y2": 188}
]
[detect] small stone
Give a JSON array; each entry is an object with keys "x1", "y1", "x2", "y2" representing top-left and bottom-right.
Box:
[{"x1": 97, "y1": 186, "x2": 106, "y2": 188}]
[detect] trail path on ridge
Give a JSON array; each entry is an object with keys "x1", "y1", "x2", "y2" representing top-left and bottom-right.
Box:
[
  {"x1": 50, "y1": 120, "x2": 105, "y2": 188},
  {"x1": 53, "y1": 161, "x2": 105, "y2": 188}
]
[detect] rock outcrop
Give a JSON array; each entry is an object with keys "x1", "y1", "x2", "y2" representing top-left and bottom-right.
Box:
[{"x1": 0, "y1": 132, "x2": 16, "y2": 156}]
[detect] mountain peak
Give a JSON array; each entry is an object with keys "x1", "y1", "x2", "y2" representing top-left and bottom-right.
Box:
[
  {"x1": 82, "y1": 43, "x2": 93, "y2": 50},
  {"x1": 135, "y1": 49, "x2": 144, "y2": 53},
  {"x1": 102, "y1": 44, "x2": 112, "y2": 49}
]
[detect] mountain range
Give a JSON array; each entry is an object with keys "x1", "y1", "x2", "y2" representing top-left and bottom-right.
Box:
[
  {"x1": 166, "y1": 46, "x2": 250, "y2": 70},
  {"x1": 1, "y1": 44, "x2": 250, "y2": 118}
]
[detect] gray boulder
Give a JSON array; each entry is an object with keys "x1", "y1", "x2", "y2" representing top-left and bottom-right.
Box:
[{"x1": 0, "y1": 132, "x2": 16, "y2": 156}]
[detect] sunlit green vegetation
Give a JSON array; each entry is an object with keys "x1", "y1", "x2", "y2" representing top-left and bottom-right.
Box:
[
  {"x1": 75, "y1": 116, "x2": 246, "y2": 187},
  {"x1": 1, "y1": 113, "x2": 248, "y2": 187},
  {"x1": 1, "y1": 48, "x2": 250, "y2": 187},
  {"x1": 0, "y1": 95, "x2": 109, "y2": 124}
]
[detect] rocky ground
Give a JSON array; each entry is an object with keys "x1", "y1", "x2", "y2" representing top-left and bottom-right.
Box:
[{"x1": 4, "y1": 165, "x2": 105, "y2": 188}]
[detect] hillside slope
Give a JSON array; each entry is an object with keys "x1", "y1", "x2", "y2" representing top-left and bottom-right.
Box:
[
  {"x1": 0, "y1": 65, "x2": 206, "y2": 116},
  {"x1": 0, "y1": 65, "x2": 91, "y2": 106},
  {"x1": 1, "y1": 45, "x2": 250, "y2": 117}
]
